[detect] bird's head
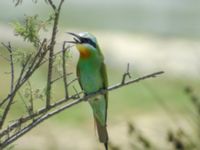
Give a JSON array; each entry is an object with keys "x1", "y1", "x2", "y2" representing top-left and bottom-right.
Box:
[{"x1": 66, "y1": 32, "x2": 99, "y2": 58}]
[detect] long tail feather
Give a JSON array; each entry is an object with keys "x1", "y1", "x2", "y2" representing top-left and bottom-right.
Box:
[
  {"x1": 104, "y1": 142, "x2": 108, "y2": 150},
  {"x1": 95, "y1": 118, "x2": 109, "y2": 149}
]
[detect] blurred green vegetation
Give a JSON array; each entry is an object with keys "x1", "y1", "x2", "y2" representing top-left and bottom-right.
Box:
[{"x1": 1, "y1": 0, "x2": 200, "y2": 38}]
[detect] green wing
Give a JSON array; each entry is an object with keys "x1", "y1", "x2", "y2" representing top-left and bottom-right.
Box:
[{"x1": 100, "y1": 62, "x2": 108, "y2": 122}]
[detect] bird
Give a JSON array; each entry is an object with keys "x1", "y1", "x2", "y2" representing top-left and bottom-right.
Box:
[{"x1": 66, "y1": 32, "x2": 109, "y2": 150}]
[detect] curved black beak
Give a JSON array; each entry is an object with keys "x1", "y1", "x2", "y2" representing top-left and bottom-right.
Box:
[{"x1": 65, "y1": 32, "x2": 82, "y2": 44}]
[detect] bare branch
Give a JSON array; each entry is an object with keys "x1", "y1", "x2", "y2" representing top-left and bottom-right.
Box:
[
  {"x1": 58, "y1": 0, "x2": 65, "y2": 14},
  {"x1": 0, "y1": 40, "x2": 48, "y2": 107},
  {"x1": 6, "y1": 43, "x2": 48, "y2": 104},
  {"x1": 67, "y1": 78, "x2": 78, "y2": 87},
  {"x1": 16, "y1": 55, "x2": 31, "y2": 86},
  {"x1": 62, "y1": 42, "x2": 69, "y2": 99},
  {"x1": 0, "y1": 54, "x2": 31, "y2": 129},
  {"x1": 13, "y1": 0, "x2": 22, "y2": 6},
  {"x1": 46, "y1": 0, "x2": 65, "y2": 108},
  {"x1": 25, "y1": 39, "x2": 47, "y2": 75},
  {"x1": 47, "y1": 0, "x2": 56, "y2": 10},
  {"x1": 0, "y1": 71, "x2": 164, "y2": 147}
]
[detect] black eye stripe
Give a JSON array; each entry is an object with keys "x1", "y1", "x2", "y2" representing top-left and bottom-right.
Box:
[{"x1": 81, "y1": 38, "x2": 97, "y2": 48}]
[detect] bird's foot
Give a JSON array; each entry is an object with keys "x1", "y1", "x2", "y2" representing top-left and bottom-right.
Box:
[{"x1": 83, "y1": 93, "x2": 88, "y2": 101}]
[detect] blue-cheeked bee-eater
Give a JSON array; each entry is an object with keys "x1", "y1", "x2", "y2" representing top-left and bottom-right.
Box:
[{"x1": 67, "y1": 32, "x2": 109, "y2": 150}]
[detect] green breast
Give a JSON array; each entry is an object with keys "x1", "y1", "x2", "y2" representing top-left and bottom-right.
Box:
[{"x1": 78, "y1": 56, "x2": 103, "y2": 93}]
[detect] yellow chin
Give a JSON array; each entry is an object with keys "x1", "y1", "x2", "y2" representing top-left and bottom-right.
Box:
[
  {"x1": 76, "y1": 44, "x2": 87, "y2": 52},
  {"x1": 76, "y1": 44, "x2": 91, "y2": 58}
]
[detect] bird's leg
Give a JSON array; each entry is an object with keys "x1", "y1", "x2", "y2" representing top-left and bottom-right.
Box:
[{"x1": 83, "y1": 92, "x2": 89, "y2": 101}]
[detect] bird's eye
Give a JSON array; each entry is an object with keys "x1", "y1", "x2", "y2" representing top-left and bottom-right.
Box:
[{"x1": 82, "y1": 38, "x2": 96, "y2": 48}]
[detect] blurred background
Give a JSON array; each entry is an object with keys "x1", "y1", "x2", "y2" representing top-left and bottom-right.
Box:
[{"x1": 0, "y1": 0, "x2": 200, "y2": 149}]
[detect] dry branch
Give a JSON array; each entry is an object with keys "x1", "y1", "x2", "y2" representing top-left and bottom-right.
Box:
[{"x1": 0, "y1": 71, "x2": 164, "y2": 149}]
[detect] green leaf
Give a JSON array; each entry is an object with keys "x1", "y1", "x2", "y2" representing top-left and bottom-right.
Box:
[
  {"x1": 11, "y1": 14, "x2": 53, "y2": 47},
  {"x1": 12, "y1": 15, "x2": 40, "y2": 47}
]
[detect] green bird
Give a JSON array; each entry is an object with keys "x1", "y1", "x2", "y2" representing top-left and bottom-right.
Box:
[{"x1": 67, "y1": 32, "x2": 109, "y2": 150}]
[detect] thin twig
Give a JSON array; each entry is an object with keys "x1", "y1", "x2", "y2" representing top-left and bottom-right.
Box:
[
  {"x1": 25, "y1": 39, "x2": 47, "y2": 75},
  {"x1": 21, "y1": 43, "x2": 48, "y2": 83},
  {"x1": 16, "y1": 55, "x2": 31, "y2": 86},
  {"x1": 0, "y1": 43, "x2": 15, "y2": 129},
  {"x1": 27, "y1": 81, "x2": 34, "y2": 116},
  {"x1": 37, "y1": 45, "x2": 73, "y2": 68},
  {"x1": 14, "y1": 0, "x2": 22, "y2": 6},
  {"x1": 18, "y1": 91, "x2": 30, "y2": 115},
  {"x1": 122, "y1": 63, "x2": 131, "y2": 84},
  {"x1": 1, "y1": 42, "x2": 15, "y2": 102},
  {"x1": 0, "y1": 55, "x2": 30, "y2": 129},
  {"x1": 73, "y1": 86, "x2": 80, "y2": 99},
  {"x1": 62, "y1": 42, "x2": 69, "y2": 99},
  {"x1": 47, "y1": 0, "x2": 56, "y2": 10},
  {"x1": 67, "y1": 78, "x2": 78, "y2": 87},
  {"x1": 51, "y1": 73, "x2": 73, "y2": 84},
  {"x1": 0, "y1": 40, "x2": 47, "y2": 107},
  {"x1": 55, "y1": 45, "x2": 73, "y2": 56}
]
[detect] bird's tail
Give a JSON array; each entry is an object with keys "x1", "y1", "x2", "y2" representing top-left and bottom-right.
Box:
[{"x1": 95, "y1": 117, "x2": 109, "y2": 150}]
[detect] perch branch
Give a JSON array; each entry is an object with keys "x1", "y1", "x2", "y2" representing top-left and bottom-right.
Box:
[{"x1": 0, "y1": 71, "x2": 164, "y2": 148}]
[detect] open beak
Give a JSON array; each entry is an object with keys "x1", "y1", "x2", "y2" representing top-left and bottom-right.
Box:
[{"x1": 65, "y1": 32, "x2": 82, "y2": 44}]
